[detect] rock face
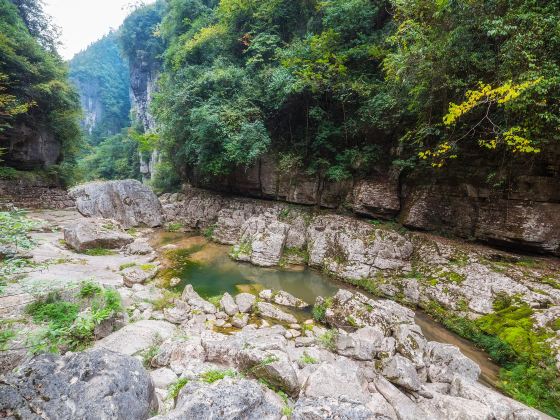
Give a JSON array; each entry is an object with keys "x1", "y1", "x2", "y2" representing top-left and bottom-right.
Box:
[
  {"x1": 155, "y1": 378, "x2": 283, "y2": 420},
  {"x1": 0, "y1": 348, "x2": 157, "y2": 419},
  {"x1": 176, "y1": 150, "x2": 560, "y2": 257},
  {"x1": 70, "y1": 180, "x2": 163, "y2": 228},
  {"x1": 2, "y1": 124, "x2": 61, "y2": 170},
  {"x1": 63, "y1": 219, "x2": 134, "y2": 251},
  {"x1": 0, "y1": 178, "x2": 74, "y2": 210}
]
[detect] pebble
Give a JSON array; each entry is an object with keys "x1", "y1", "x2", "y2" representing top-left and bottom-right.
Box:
[
  {"x1": 287, "y1": 328, "x2": 301, "y2": 338},
  {"x1": 289, "y1": 323, "x2": 301, "y2": 330},
  {"x1": 215, "y1": 319, "x2": 226, "y2": 327},
  {"x1": 169, "y1": 277, "x2": 181, "y2": 287}
]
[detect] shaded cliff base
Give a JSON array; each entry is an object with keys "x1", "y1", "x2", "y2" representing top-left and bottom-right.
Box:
[
  {"x1": 160, "y1": 186, "x2": 560, "y2": 416},
  {"x1": 188, "y1": 154, "x2": 560, "y2": 257}
]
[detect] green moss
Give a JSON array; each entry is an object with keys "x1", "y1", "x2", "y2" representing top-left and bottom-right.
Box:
[
  {"x1": 0, "y1": 329, "x2": 16, "y2": 350},
  {"x1": 139, "y1": 263, "x2": 156, "y2": 271},
  {"x1": 78, "y1": 281, "x2": 102, "y2": 298},
  {"x1": 424, "y1": 299, "x2": 559, "y2": 417},
  {"x1": 541, "y1": 275, "x2": 560, "y2": 289},
  {"x1": 168, "y1": 378, "x2": 189, "y2": 400},
  {"x1": 151, "y1": 290, "x2": 180, "y2": 311},
  {"x1": 230, "y1": 240, "x2": 252, "y2": 259},
  {"x1": 318, "y1": 329, "x2": 337, "y2": 351},
  {"x1": 26, "y1": 294, "x2": 79, "y2": 329},
  {"x1": 282, "y1": 246, "x2": 309, "y2": 264},
  {"x1": 119, "y1": 262, "x2": 136, "y2": 271},
  {"x1": 207, "y1": 294, "x2": 223, "y2": 307},
  {"x1": 312, "y1": 297, "x2": 332, "y2": 322},
  {"x1": 299, "y1": 351, "x2": 318, "y2": 365},
  {"x1": 200, "y1": 369, "x2": 237, "y2": 383},
  {"x1": 203, "y1": 224, "x2": 217, "y2": 239},
  {"x1": 165, "y1": 222, "x2": 183, "y2": 232}
]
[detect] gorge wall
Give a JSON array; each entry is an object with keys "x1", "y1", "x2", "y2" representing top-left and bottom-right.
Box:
[{"x1": 187, "y1": 152, "x2": 560, "y2": 257}]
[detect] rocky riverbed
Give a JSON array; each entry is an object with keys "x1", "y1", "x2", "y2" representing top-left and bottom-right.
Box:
[{"x1": 1, "y1": 180, "x2": 558, "y2": 419}]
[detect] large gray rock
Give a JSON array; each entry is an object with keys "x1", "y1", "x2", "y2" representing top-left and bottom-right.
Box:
[
  {"x1": 259, "y1": 289, "x2": 309, "y2": 309},
  {"x1": 235, "y1": 293, "x2": 256, "y2": 313},
  {"x1": 182, "y1": 284, "x2": 216, "y2": 314},
  {"x1": 70, "y1": 180, "x2": 163, "y2": 228},
  {"x1": 122, "y1": 265, "x2": 158, "y2": 287},
  {"x1": 95, "y1": 320, "x2": 176, "y2": 356},
  {"x1": 425, "y1": 342, "x2": 481, "y2": 383},
  {"x1": 63, "y1": 219, "x2": 133, "y2": 252},
  {"x1": 381, "y1": 354, "x2": 422, "y2": 391},
  {"x1": 0, "y1": 348, "x2": 157, "y2": 419},
  {"x1": 238, "y1": 348, "x2": 300, "y2": 396},
  {"x1": 220, "y1": 292, "x2": 239, "y2": 316},
  {"x1": 256, "y1": 302, "x2": 297, "y2": 324},
  {"x1": 154, "y1": 377, "x2": 284, "y2": 420}
]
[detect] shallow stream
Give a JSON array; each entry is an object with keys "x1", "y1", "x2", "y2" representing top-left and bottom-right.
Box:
[{"x1": 153, "y1": 232, "x2": 500, "y2": 388}]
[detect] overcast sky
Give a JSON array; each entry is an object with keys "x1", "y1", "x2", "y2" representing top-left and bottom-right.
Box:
[{"x1": 43, "y1": 0, "x2": 155, "y2": 60}]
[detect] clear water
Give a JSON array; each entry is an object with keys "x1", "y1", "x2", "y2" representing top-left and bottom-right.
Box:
[{"x1": 155, "y1": 233, "x2": 340, "y2": 304}]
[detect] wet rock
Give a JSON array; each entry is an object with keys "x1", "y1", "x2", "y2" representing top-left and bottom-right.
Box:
[
  {"x1": 235, "y1": 293, "x2": 256, "y2": 313},
  {"x1": 256, "y1": 302, "x2": 297, "y2": 324},
  {"x1": 425, "y1": 342, "x2": 481, "y2": 383},
  {"x1": 231, "y1": 313, "x2": 249, "y2": 328},
  {"x1": 259, "y1": 289, "x2": 309, "y2": 309},
  {"x1": 153, "y1": 377, "x2": 283, "y2": 420},
  {"x1": 63, "y1": 219, "x2": 133, "y2": 252},
  {"x1": 0, "y1": 348, "x2": 157, "y2": 420},
  {"x1": 95, "y1": 320, "x2": 176, "y2": 356},
  {"x1": 220, "y1": 292, "x2": 239, "y2": 315},
  {"x1": 182, "y1": 284, "x2": 216, "y2": 314},
  {"x1": 70, "y1": 180, "x2": 163, "y2": 228},
  {"x1": 122, "y1": 265, "x2": 158, "y2": 287}
]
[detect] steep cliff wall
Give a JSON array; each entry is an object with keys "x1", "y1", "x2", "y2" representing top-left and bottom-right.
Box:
[{"x1": 187, "y1": 153, "x2": 560, "y2": 257}]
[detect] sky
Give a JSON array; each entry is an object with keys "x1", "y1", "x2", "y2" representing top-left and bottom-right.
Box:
[{"x1": 43, "y1": 0, "x2": 155, "y2": 60}]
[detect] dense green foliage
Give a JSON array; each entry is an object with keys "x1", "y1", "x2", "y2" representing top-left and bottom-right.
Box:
[
  {"x1": 426, "y1": 300, "x2": 559, "y2": 417},
  {"x1": 26, "y1": 282, "x2": 122, "y2": 353},
  {"x1": 69, "y1": 32, "x2": 130, "y2": 144},
  {"x1": 145, "y1": 0, "x2": 560, "y2": 185},
  {"x1": 76, "y1": 129, "x2": 141, "y2": 181},
  {"x1": 0, "y1": 0, "x2": 81, "y2": 163}
]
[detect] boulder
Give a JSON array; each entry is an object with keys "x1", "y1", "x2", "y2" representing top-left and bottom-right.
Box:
[
  {"x1": 425, "y1": 342, "x2": 481, "y2": 383},
  {"x1": 122, "y1": 265, "x2": 158, "y2": 287},
  {"x1": 150, "y1": 367, "x2": 178, "y2": 389},
  {"x1": 220, "y1": 292, "x2": 239, "y2": 316},
  {"x1": 70, "y1": 180, "x2": 163, "y2": 228},
  {"x1": 182, "y1": 284, "x2": 216, "y2": 314},
  {"x1": 125, "y1": 239, "x2": 154, "y2": 255},
  {"x1": 235, "y1": 293, "x2": 256, "y2": 313},
  {"x1": 335, "y1": 326, "x2": 395, "y2": 361},
  {"x1": 238, "y1": 348, "x2": 300, "y2": 396},
  {"x1": 231, "y1": 313, "x2": 249, "y2": 328},
  {"x1": 381, "y1": 354, "x2": 422, "y2": 391},
  {"x1": 63, "y1": 219, "x2": 133, "y2": 252},
  {"x1": 95, "y1": 320, "x2": 176, "y2": 356},
  {"x1": 256, "y1": 302, "x2": 297, "y2": 324},
  {"x1": 154, "y1": 378, "x2": 284, "y2": 420},
  {"x1": 0, "y1": 348, "x2": 157, "y2": 419},
  {"x1": 259, "y1": 289, "x2": 309, "y2": 309}
]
